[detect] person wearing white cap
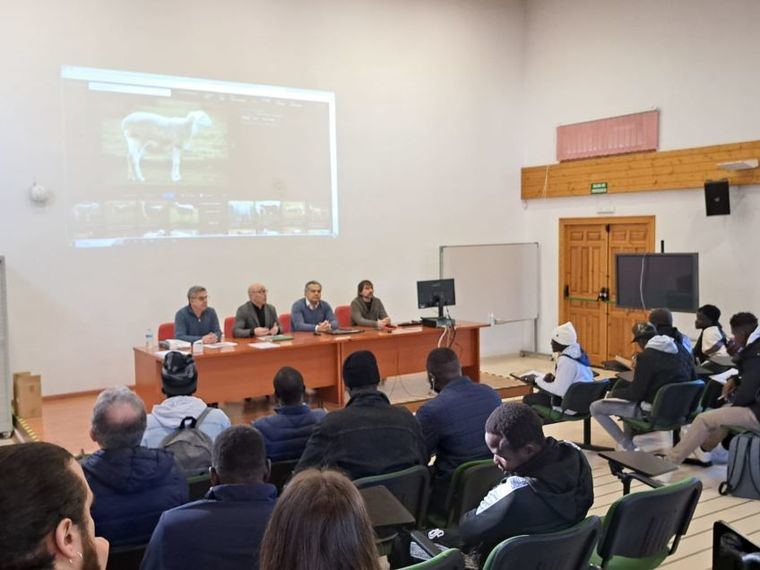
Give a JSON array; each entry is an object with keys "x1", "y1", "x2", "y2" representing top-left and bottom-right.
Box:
[{"x1": 523, "y1": 322, "x2": 593, "y2": 413}]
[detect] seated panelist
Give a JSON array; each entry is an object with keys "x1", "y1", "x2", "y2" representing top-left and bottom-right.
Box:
[
  {"x1": 350, "y1": 279, "x2": 391, "y2": 328},
  {"x1": 233, "y1": 283, "x2": 281, "y2": 338},
  {"x1": 291, "y1": 280, "x2": 338, "y2": 332},
  {"x1": 174, "y1": 285, "x2": 221, "y2": 344}
]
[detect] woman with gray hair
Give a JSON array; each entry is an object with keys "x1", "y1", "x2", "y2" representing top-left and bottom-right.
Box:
[{"x1": 81, "y1": 386, "x2": 188, "y2": 547}]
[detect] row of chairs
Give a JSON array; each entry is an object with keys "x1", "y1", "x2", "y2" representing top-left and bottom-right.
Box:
[
  {"x1": 157, "y1": 304, "x2": 355, "y2": 340},
  {"x1": 407, "y1": 476, "x2": 703, "y2": 570},
  {"x1": 530, "y1": 376, "x2": 707, "y2": 450}
]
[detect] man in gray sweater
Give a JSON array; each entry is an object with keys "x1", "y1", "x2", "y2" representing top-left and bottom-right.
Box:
[{"x1": 350, "y1": 279, "x2": 391, "y2": 328}]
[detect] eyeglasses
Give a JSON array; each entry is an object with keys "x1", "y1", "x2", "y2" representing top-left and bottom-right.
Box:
[{"x1": 192, "y1": 295, "x2": 209, "y2": 301}]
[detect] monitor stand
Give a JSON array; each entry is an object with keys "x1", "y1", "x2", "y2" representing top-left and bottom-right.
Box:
[{"x1": 421, "y1": 302, "x2": 455, "y2": 328}]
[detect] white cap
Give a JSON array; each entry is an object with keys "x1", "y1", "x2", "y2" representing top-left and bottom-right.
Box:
[{"x1": 552, "y1": 322, "x2": 577, "y2": 346}]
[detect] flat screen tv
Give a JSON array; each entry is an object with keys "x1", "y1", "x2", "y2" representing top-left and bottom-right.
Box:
[{"x1": 615, "y1": 253, "x2": 699, "y2": 312}]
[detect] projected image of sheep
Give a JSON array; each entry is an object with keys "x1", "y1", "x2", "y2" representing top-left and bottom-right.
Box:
[
  {"x1": 122, "y1": 110, "x2": 213, "y2": 183},
  {"x1": 61, "y1": 65, "x2": 338, "y2": 247}
]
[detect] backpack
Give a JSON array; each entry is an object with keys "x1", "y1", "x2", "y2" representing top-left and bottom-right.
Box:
[
  {"x1": 718, "y1": 431, "x2": 760, "y2": 499},
  {"x1": 160, "y1": 407, "x2": 214, "y2": 476}
]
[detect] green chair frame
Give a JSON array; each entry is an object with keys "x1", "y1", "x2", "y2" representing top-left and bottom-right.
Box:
[
  {"x1": 530, "y1": 378, "x2": 611, "y2": 450},
  {"x1": 482, "y1": 515, "x2": 601, "y2": 570},
  {"x1": 593, "y1": 477, "x2": 702, "y2": 569}
]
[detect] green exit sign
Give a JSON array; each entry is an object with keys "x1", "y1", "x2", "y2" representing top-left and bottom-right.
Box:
[{"x1": 590, "y1": 182, "x2": 608, "y2": 194}]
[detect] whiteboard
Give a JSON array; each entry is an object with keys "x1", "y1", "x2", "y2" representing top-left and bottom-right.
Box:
[{"x1": 440, "y1": 243, "x2": 539, "y2": 323}]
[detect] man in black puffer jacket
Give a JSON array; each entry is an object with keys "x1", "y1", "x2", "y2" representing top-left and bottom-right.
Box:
[
  {"x1": 391, "y1": 403, "x2": 593, "y2": 568},
  {"x1": 649, "y1": 307, "x2": 697, "y2": 381}
]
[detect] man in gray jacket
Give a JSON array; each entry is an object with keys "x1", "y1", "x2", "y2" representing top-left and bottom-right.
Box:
[
  {"x1": 233, "y1": 283, "x2": 281, "y2": 338},
  {"x1": 350, "y1": 279, "x2": 391, "y2": 328}
]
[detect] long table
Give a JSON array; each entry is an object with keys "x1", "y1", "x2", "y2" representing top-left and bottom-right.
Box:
[{"x1": 134, "y1": 322, "x2": 486, "y2": 408}]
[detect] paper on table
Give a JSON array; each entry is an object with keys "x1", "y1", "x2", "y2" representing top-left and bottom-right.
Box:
[
  {"x1": 709, "y1": 368, "x2": 739, "y2": 385},
  {"x1": 391, "y1": 326, "x2": 423, "y2": 334},
  {"x1": 205, "y1": 342, "x2": 237, "y2": 348},
  {"x1": 249, "y1": 342, "x2": 280, "y2": 350},
  {"x1": 519, "y1": 370, "x2": 546, "y2": 383}
]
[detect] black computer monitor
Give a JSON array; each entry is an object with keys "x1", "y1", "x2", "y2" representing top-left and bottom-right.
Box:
[{"x1": 417, "y1": 279, "x2": 455, "y2": 317}]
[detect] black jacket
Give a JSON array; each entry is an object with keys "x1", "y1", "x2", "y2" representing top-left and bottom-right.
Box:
[
  {"x1": 294, "y1": 390, "x2": 427, "y2": 480},
  {"x1": 733, "y1": 335, "x2": 760, "y2": 421},
  {"x1": 656, "y1": 325, "x2": 697, "y2": 380},
  {"x1": 439, "y1": 438, "x2": 593, "y2": 565},
  {"x1": 613, "y1": 337, "x2": 693, "y2": 405}
]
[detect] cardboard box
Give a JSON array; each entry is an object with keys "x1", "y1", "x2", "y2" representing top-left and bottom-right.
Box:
[{"x1": 13, "y1": 372, "x2": 42, "y2": 418}]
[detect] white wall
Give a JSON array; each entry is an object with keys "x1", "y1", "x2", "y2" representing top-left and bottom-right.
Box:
[
  {"x1": 0, "y1": 0, "x2": 527, "y2": 395},
  {"x1": 520, "y1": 0, "x2": 760, "y2": 350}
]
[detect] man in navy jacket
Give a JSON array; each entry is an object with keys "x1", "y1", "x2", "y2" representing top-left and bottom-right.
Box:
[
  {"x1": 141, "y1": 426, "x2": 277, "y2": 570},
  {"x1": 416, "y1": 348, "x2": 501, "y2": 517},
  {"x1": 82, "y1": 387, "x2": 187, "y2": 547},
  {"x1": 252, "y1": 366, "x2": 326, "y2": 461}
]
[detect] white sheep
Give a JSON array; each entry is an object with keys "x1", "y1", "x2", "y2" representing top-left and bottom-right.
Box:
[{"x1": 121, "y1": 110, "x2": 212, "y2": 182}]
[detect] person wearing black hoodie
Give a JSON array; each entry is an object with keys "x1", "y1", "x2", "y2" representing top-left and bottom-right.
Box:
[
  {"x1": 591, "y1": 322, "x2": 693, "y2": 451},
  {"x1": 648, "y1": 307, "x2": 697, "y2": 380},
  {"x1": 391, "y1": 403, "x2": 594, "y2": 568},
  {"x1": 82, "y1": 387, "x2": 188, "y2": 547}
]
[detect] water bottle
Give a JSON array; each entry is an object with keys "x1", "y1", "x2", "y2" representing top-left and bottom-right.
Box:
[
  {"x1": 193, "y1": 340, "x2": 204, "y2": 355},
  {"x1": 145, "y1": 328, "x2": 155, "y2": 351}
]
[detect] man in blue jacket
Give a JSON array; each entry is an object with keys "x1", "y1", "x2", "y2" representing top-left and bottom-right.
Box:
[
  {"x1": 82, "y1": 387, "x2": 188, "y2": 547},
  {"x1": 141, "y1": 426, "x2": 277, "y2": 570},
  {"x1": 416, "y1": 348, "x2": 502, "y2": 518},
  {"x1": 252, "y1": 366, "x2": 326, "y2": 461}
]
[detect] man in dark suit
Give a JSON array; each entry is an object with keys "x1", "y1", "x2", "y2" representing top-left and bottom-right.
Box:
[{"x1": 233, "y1": 283, "x2": 281, "y2": 338}]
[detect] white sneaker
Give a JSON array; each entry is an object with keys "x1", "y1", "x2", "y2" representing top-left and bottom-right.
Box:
[{"x1": 688, "y1": 446, "x2": 713, "y2": 465}]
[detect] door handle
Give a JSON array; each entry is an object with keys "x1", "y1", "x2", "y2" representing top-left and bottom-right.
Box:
[{"x1": 564, "y1": 285, "x2": 569, "y2": 299}]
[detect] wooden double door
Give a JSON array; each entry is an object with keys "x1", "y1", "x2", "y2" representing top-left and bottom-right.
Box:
[{"x1": 559, "y1": 216, "x2": 655, "y2": 365}]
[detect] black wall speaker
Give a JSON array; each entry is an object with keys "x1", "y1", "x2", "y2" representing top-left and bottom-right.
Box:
[{"x1": 704, "y1": 179, "x2": 730, "y2": 216}]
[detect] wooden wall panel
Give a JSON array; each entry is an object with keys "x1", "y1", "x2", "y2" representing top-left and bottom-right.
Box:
[{"x1": 522, "y1": 140, "x2": 760, "y2": 199}]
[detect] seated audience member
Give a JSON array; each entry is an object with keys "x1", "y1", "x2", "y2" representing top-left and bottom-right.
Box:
[
  {"x1": 416, "y1": 348, "x2": 501, "y2": 516},
  {"x1": 0, "y1": 442, "x2": 110, "y2": 570},
  {"x1": 522, "y1": 321, "x2": 593, "y2": 411},
  {"x1": 142, "y1": 426, "x2": 277, "y2": 570},
  {"x1": 649, "y1": 307, "x2": 696, "y2": 372},
  {"x1": 252, "y1": 366, "x2": 327, "y2": 461},
  {"x1": 666, "y1": 312, "x2": 760, "y2": 465},
  {"x1": 259, "y1": 469, "x2": 381, "y2": 570},
  {"x1": 233, "y1": 282, "x2": 281, "y2": 338},
  {"x1": 174, "y1": 285, "x2": 222, "y2": 343},
  {"x1": 82, "y1": 387, "x2": 188, "y2": 547},
  {"x1": 350, "y1": 279, "x2": 391, "y2": 328},
  {"x1": 392, "y1": 403, "x2": 593, "y2": 567},
  {"x1": 142, "y1": 351, "x2": 231, "y2": 448},
  {"x1": 591, "y1": 322, "x2": 693, "y2": 451},
  {"x1": 290, "y1": 280, "x2": 338, "y2": 332},
  {"x1": 295, "y1": 350, "x2": 427, "y2": 479},
  {"x1": 693, "y1": 304, "x2": 729, "y2": 364}
]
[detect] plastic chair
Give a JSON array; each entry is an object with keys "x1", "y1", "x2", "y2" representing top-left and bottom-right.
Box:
[
  {"x1": 187, "y1": 472, "x2": 211, "y2": 501},
  {"x1": 482, "y1": 515, "x2": 601, "y2": 570},
  {"x1": 592, "y1": 477, "x2": 703, "y2": 569},
  {"x1": 622, "y1": 380, "x2": 705, "y2": 445},
  {"x1": 530, "y1": 379, "x2": 611, "y2": 450},
  {"x1": 427, "y1": 459, "x2": 503, "y2": 529},
  {"x1": 279, "y1": 313, "x2": 291, "y2": 333},
  {"x1": 268, "y1": 459, "x2": 298, "y2": 493},
  {"x1": 223, "y1": 316, "x2": 234, "y2": 339},
  {"x1": 335, "y1": 304, "x2": 351, "y2": 327},
  {"x1": 106, "y1": 543, "x2": 147, "y2": 570},
  {"x1": 157, "y1": 322, "x2": 175, "y2": 341},
  {"x1": 399, "y1": 548, "x2": 467, "y2": 569},
  {"x1": 353, "y1": 464, "x2": 431, "y2": 528}
]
